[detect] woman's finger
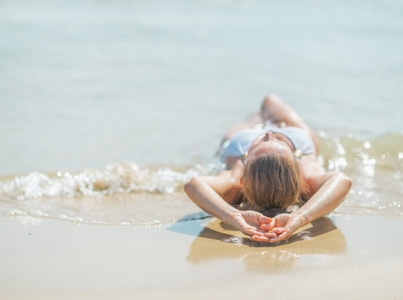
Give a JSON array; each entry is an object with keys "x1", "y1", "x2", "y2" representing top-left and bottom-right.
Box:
[{"x1": 250, "y1": 235, "x2": 270, "y2": 243}]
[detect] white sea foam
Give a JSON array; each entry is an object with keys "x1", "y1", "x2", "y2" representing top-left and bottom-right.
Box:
[
  {"x1": 0, "y1": 133, "x2": 402, "y2": 225},
  {"x1": 0, "y1": 161, "x2": 218, "y2": 200}
]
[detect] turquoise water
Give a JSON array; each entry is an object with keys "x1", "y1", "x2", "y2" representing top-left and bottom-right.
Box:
[{"x1": 0, "y1": 0, "x2": 402, "y2": 223}]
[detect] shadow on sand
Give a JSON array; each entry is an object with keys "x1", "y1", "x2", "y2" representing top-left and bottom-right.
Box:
[{"x1": 168, "y1": 214, "x2": 346, "y2": 272}]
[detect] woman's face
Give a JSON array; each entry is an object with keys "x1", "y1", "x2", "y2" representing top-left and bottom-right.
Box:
[{"x1": 247, "y1": 132, "x2": 294, "y2": 162}]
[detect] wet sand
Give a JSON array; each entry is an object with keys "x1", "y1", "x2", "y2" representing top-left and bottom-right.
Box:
[{"x1": 1, "y1": 214, "x2": 402, "y2": 299}]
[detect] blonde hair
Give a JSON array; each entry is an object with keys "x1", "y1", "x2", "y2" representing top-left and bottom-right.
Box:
[{"x1": 242, "y1": 152, "x2": 307, "y2": 209}]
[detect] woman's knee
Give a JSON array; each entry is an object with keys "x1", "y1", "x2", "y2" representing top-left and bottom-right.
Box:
[
  {"x1": 262, "y1": 94, "x2": 282, "y2": 107},
  {"x1": 261, "y1": 94, "x2": 283, "y2": 122}
]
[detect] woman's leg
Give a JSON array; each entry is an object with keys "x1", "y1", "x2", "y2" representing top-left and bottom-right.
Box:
[
  {"x1": 221, "y1": 94, "x2": 300, "y2": 141},
  {"x1": 261, "y1": 95, "x2": 320, "y2": 153},
  {"x1": 220, "y1": 94, "x2": 319, "y2": 153},
  {"x1": 221, "y1": 112, "x2": 263, "y2": 141}
]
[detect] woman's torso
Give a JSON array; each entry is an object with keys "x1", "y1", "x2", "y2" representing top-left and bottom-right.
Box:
[{"x1": 220, "y1": 124, "x2": 317, "y2": 164}]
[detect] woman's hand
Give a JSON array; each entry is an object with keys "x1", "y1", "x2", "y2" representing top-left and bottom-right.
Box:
[
  {"x1": 228, "y1": 211, "x2": 274, "y2": 238},
  {"x1": 251, "y1": 213, "x2": 306, "y2": 243}
]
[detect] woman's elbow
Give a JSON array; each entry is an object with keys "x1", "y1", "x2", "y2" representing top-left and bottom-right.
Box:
[
  {"x1": 340, "y1": 172, "x2": 353, "y2": 191},
  {"x1": 184, "y1": 177, "x2": 198, "y2": 197},
  {"x1": 336, "y1": 173, "x2": 352, "y2": 202}
]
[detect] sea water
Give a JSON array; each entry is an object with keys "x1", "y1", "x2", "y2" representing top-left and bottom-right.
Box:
[{"x1": 1, "y1": 0, "x2": 402, "y2": 225}]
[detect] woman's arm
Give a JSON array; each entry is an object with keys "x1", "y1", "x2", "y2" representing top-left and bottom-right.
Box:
[
  {"x1": 255, "y1": 156, "x2": 352, "y2": 243},
  {"x1": 184, "y1": 175, "x2": 240, "y2": 222},
  {"x1": 184, "y1": 161, "x2": 272, "y2": 237},
  {"x1": 296, "y1": 155, "x2": 352, "y2": 223}
]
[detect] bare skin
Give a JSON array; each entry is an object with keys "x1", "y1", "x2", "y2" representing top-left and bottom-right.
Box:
[{"x1": 184, "y1": 95, "x2": 352, "y2": 243}]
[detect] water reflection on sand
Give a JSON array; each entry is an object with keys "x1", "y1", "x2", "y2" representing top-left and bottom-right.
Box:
[{"x1": 169, "y1": 216, "x2": 346, "y2": 272}]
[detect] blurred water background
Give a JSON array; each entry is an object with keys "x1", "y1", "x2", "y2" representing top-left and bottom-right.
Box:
[{"x1": 1, "y1": 0, "x2": 402, "y2": 224}]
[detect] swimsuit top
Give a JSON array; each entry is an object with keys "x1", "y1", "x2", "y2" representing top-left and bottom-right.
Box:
[{"x1": 220, "y1": 125, "x2": 316, "y2": 162}]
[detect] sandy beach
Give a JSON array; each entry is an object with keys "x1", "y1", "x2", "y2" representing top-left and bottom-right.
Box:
[
  {"x1": 1, "y1": 213, "x2": 402, "y2": 300},
  {"x1": 1, "y1": 0, "x2": 402, "y2": 299}
]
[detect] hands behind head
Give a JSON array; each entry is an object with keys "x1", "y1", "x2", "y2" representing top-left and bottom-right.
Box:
[{"x1": 229, "y1": 211, "x2": 304, "y2": 243}]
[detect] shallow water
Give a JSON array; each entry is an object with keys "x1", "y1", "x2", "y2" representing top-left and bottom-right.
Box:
[
  {"x1": 1, "y1": 133, "x2": 402, "y2": 224},
  {"x1": 1, "y1": 0, "x2": 402, "y2": 224}
]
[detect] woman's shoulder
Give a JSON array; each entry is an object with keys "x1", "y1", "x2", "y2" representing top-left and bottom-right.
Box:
[
  {"x1": 298, "y1": 154, "x2": 324, "y2": 174},
  {"x1": 298, "y1": 155, "x2": 340, "y2": 194}
]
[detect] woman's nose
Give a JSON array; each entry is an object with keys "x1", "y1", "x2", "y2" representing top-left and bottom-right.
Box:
[{"x1": 264, "y1": 132, "x2": 275, "y2": 141}]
